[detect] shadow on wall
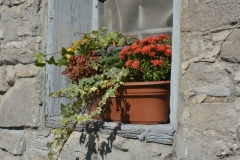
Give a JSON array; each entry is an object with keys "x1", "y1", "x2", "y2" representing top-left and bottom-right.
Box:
[{"x1": 77, "y1": 122, "x2": 122, "y2": 160}]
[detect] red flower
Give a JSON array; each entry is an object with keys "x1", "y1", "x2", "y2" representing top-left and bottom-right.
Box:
[
  {"x1": 148, "y1": 52, "x2": 155, "y2": 57},
  {"x1": 140, "y1": 67, "x2": 144, "y2": 72},
  {"x1": 141, "y1": 46, "x2": 151, "y2": 54},
  {"x1": 151, "y1": 60, "x2": 159, "y2": 66},
  {"x1": 165, "y1": 45, "x2": 171, "y2": 50},
  {"x1": 149, "y1": 44, "x2": 156, "y2": 50},
  {"x1": 134, "y1": 48, "x2": 141, "y2": 54},
  {"x1": 131, "y1": 43, "x2": 139, "y2": 50},
  {"x1": 159, "y1": 34, "x2": 166, "y2": 39},
  {"x1": 156, "y1": 44, "x2": 165, "y2": 52},
  {"x1": 165, "y1": 49, "x2": 172, "y2": 56},
  {"x1": 134, "y1": 40, "x2": 140, "y2": 44},
  {"x1": 120, "y1": 48, "x2": 128, "y2": 59},
  {"x1": 132, "y1": 60, "x2": 140, "y2": 69},
  {"x1": 159, "y1": 59, "x2": 164, "y2": 65},
  {"x1": 125, "y1": 60, "x2": 132, "y2": 67}
]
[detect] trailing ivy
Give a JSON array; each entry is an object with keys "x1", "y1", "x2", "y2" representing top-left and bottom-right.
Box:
[{"x1": 35, "y1": 27, "x2": 132, "y2": 159}]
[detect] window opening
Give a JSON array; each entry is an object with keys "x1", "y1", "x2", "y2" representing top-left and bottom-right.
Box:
[{"x1": 46, "y1": 0, "x2": 180, "y2": 130}]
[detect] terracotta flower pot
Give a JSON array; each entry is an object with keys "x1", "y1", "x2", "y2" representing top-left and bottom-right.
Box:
[{"x1": 87, "y1": 81, "x2": 170, "y2": 124}]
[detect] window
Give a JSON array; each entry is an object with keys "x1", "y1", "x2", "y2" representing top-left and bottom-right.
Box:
[{"x1": 46, "y1": 0, "x2": 180, "y2": 135}]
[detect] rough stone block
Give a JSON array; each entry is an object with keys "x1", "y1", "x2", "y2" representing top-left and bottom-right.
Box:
[
  {"x1": 178, "y1": 103, "x2": 239, "y2": 159},
  {"x1": 59, "y1": 131, "x2": 173, "y2": 160},
  {"x1": 6, "y1": 65, "x2": 17, "y2": 86},
  {"x1": 0, "y1": 149, "x2": 21, "y2": 160},
  {"x1": 181, "y1": 31, "x2": 230, "y2": 63},
  {"x1": 221, "y1": 29, "x2": 240, "y2": 63},
  {"x1": 0, "y1": 65, "x2": 10, "y2": 93},
  {"x1": 1, "y1": 40, "x2": 37, "y2": 65},
  {"x1": 181, "y1": 1, "x2": 240, "y2": 31},
  {"x1": 0, "y1": 0, "x2": 43, "y2": 65},
  {"x1": 182, "y1": 63, "x2": 235, "y2": 96},
  {"x1": 0, "y1": 27, "x2": 4, "y2": 40},
  {"x1": 234, "y1": 71, "x2": 240, "y2": 82},
  {"x1": 237, "y1": 126, "x2": 240, "y2": 143},
  {"x1": 0, "y1": 78, "x2": 40, "y2": 127},
  {"x1": 16, "y1": 64, "x2": 40, "y2": 78},
  {"x1": 24, "y1": 130, "x2": 53, "y2": 160},
  {"x1": 0, "y1": 129, "x2": 25, "y2": 155},
  {"x1": 188, "y1": 103, "x2": 237, "y2": 132}
]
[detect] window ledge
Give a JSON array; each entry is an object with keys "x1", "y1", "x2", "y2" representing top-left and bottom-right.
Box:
[{"x1": 46, "y1": 117, "x2": 174, "y2": 145}]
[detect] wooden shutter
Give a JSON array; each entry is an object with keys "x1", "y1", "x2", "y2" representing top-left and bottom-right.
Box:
[{"x1": 46, "y1": 0, "x2": 98, "y2": 116}]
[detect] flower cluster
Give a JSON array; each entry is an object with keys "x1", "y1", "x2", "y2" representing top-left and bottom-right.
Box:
[
  {"x1": 61, "y1": 51, "x2": 98, "y2": 84},
  {"x1": 120, "y1": 34, "x2": 172, "y2": 82}
]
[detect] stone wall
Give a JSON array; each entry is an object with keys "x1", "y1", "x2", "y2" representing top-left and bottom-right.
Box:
[
  {"x1": 0, "y1": 0, "x2": 49, "y2": 159},
  {"x1": 1, "y1": 0, "x2": 240, "y2": 160},
  {"x1": 0, "y1": 0, "x2": 174, "y2": 159},
  {"x1": 176, "y1": 0, "x2": 240, "y2": 159}
]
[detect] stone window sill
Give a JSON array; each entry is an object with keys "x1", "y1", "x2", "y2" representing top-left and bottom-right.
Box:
[{"x1": 46, "y1": 117, "x2": 174, "y2": 145}]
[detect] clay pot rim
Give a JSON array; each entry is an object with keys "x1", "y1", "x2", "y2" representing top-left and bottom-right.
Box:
[{"x1": 123, "y1": 80, "x2": 170, "y2": 86}]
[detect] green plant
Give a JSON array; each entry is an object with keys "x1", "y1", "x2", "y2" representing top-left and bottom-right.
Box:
[
  {"x1": 35, "y1": 27, "x2": 172, "y2": 159},
  {"x1": 35, "y1": 27, "x2": 131, "y2": 159}
]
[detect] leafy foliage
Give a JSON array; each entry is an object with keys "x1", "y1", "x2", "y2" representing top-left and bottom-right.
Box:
[
  {"x1": 34, "y1": 27, "x2": 172, "y2": 160},
  {"x1": 35, "y1": 27, "x2": 132, "y2": 160},
  {"x1": 119, "y1": 34, "x2": 172, "y2": 82},
  {"x1": 46, "y1": 67, "x2": 128, "y2": 159}
]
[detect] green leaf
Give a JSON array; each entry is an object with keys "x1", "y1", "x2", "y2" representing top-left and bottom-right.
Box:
[
  {"x1": 90, "y1": 109, "x2": 101, "y2": 117},
  {"x1": 58, "y1": 58, "x2": 68, "y2": 66},
  {"x1": 46, "y1": 56, "x2": 58, "y2": 65},
  {"x1": 74, "y1": 30, "x2": 77, "y2": 36},
  {"x1": 62, "y1": 47, "x2": 68, "y2": 56},
  {"x1": 101, "y1": 26, "x2": 107, "y2": 30},
  {"x1": 117, "y1": 38, "x2": 125, "y2": 46},
  {"x1": 46, "y1": 142, "x2": 54, "y2": 149},
  {"x1": 76, "y1": 115, "x2": 88, "y2": 124},
  {"x1": 34, "y1": 60, "x2": 46, "y2": 67},
  {"x1": 36, "y1": 53, "x2": 45, "y2": 62},
  {"x1": 49, "y1": 92, "x2": 57, "y2": 98},
  {"x1": 35, "y1": 53, "x2": 46, "y2": 67}
]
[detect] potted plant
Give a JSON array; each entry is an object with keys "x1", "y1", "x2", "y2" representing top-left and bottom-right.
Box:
[
  {"x1": 88, "y1": 34, "x2": 172, "y2": 124},
  {"x1": 35, "y1": 27, "x2": 172, "y2": 159}
]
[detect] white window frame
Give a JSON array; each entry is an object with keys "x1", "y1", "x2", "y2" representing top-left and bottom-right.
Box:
[{"x1": 46, "y1": 0, "x2": 181, "y2": 131}]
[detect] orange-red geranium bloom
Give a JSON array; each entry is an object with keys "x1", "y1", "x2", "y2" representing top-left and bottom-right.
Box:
[
  {"x1": 148, "y1": 52, "x2": 155, "y2": 57},
  {"x1": 120, "y1": 48, "x2": 128, "y2": 59},
  {"x1": 132, "y1": 60, "x2": 140, "y2": 69},
  {"x1": 159, "y1": 34, "x2": 166, "y2": 39},
  {"x1": 134, "y1": 48, "x2": 141, "y2": 54},
  {"x1": 165, "y1": 45, "x2": 171, "y2": 50},
  {"x1": 134, "y1": 40, "x2": 140, "y2": 44},
  {"x1": 159, "y1": 59, "x2": 164, "y2": 65},
  {"x1": 125, "y1": 60, "x2": 132, "y2": 67},
  {"x1": 165, "y1": 49, "x2": 172, "y2": 56},
  {"x1": 156, "y1": 44, "x2": 165, "y2": 52},
  {"x1": 131, "y1": 43, "x2": 139, "y2": 50},
  {"x1": 141, "y1": 46, "x2": 151, "y2": 54},
  {"x1": 149, "y1": 44, "x2": 156, "y2": 50},
  {"x1": 151, "y1": 60, "x2": 159, "y2": 66}
]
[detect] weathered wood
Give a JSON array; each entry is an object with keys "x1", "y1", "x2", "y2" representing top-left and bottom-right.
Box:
[
  {"x1": 46, "y1": 0, "x2": 96, "y2": 116},
  {"x1": 46, "y1": 117, "x2": 174, "y2": 145}
]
